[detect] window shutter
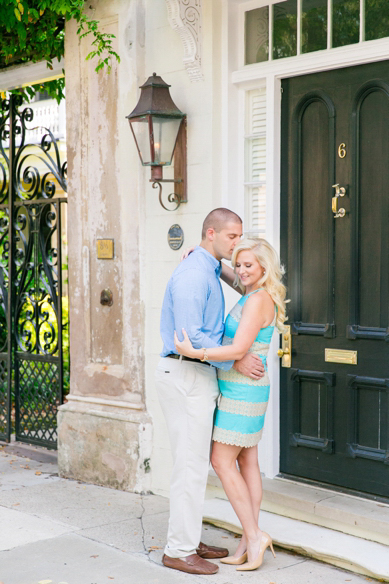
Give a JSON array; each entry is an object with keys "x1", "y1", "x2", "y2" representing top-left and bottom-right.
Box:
[{"x1": 245, "y1": 87, "x2": 266, "y2": 237}]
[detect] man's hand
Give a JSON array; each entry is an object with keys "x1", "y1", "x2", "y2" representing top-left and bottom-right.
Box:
[{"x1": 233, "y1": 353, "x2": 265, "y2": 379}]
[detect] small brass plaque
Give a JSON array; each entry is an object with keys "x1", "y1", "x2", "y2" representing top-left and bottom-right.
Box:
[
  {"x1": 168, "y1": 224, "x2": 184, "y2": 250},
  {"x1": 97, "y1": 239, "x2": 114, "y2": 259},
  {"x1": 325, "y1": 348, "x2": 357, "y2": 365}
]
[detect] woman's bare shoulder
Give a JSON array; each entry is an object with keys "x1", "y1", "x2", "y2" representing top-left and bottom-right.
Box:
[
  {"x1": 243, "y1": 289, "x2": 275, "y2": 320},
  {"x1": 246, "y1": 288, "x2": 273, "y2": 306}
]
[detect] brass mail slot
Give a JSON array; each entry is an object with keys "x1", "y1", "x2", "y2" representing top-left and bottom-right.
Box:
[{"x1": 325, "y1": 348, "x2": 357, "y2": 365}]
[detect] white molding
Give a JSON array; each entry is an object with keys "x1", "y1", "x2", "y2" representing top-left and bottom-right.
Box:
[
  {"x1": 232, "y1": 37, "x2": 389, "y2": 84},
  {"x1": 165, "y1": 0, "x2": 203, "y2": 82},
  {"x1": 0, "y1": 58, "x2": 64, "y2": 91},
  {"x1": 263, "y1": 74, "x2": 282, "y2": 478}
]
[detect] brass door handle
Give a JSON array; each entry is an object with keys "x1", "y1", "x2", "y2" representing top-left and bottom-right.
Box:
[
  {"x1": 277, "y1": 348, "x2": 290, "y2": 357},
  {"x1": 332, "y1": 184, "x2": 346, "y2": 218},
  {"x1": 278, "y1": 326, "x2": 291, "y2": 368}
]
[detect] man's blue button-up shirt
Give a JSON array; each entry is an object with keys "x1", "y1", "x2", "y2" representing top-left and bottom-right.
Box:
[{"x1": 160, "y1": 246, "x2": 234, "y2": 371}]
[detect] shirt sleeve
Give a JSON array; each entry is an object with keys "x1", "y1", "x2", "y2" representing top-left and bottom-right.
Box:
[{"x1": 171, "y1": 268, "x2": 234, "y2": 371}]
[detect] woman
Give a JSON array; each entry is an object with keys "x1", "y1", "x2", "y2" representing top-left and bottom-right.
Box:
[{"x1": 174, "y1": 238, "x2": 287, "y2": 571}]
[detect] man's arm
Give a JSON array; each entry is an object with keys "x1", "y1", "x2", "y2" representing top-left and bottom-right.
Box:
[
  {"x1": 171, "y1": 268, "x2": 234, "y2": 371},
  {"x1": 220, "y1": 262, "x2": 243, "y2": 295}
]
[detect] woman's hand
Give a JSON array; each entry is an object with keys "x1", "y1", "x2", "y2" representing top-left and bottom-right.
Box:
[
  {"x1": 180, "y1": 246, "x2": 195, "y2": 262},
  {"x1": 174, "y1": 329, "x2": 197, "y2": 358}
]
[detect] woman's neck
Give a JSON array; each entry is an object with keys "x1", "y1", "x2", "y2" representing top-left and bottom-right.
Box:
[{"x1": 245, "y1": 284, "x2": 261, "y2": 294}]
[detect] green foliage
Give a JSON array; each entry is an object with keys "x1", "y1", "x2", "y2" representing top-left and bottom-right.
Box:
[
  {"x1": 332, "y1": 0, "x2": 360, "y2": 48},
  {"x1": 365, "y1": 0, "x2": 389, "y2": 41},
  {"x1": 302, "y1": 1, "x2": 327, "y2": 54},
  {"x1": 0, "y1": 0, "x2": 120, "y2": 103},
  {"x1": 62, "y1": 295, "x2": 70, "y2": 396},
  {"x1": 273, "y1": 2, "x2": 297, "y2": 59}
]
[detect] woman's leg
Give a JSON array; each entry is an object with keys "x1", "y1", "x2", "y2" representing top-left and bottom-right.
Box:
[
  {"x1": 211, "y1": 441, "x2": 262, "y2": 562},
  {"x1": 232, "y1": 446, "x2": 263, "y2": 557}
]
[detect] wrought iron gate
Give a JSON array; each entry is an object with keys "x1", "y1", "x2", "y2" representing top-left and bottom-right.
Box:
[{"x1": 0, "y1": 95, "x2": 68, "y2": 449}]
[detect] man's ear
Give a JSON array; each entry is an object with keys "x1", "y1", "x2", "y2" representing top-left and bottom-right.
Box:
[{"x1": 207, "y1": 227, "x2": 215, "y2": 241}]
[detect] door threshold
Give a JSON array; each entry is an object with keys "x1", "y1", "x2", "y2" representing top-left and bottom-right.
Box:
[
  {"x1": 207, "y1": 473, "x2": 389, "y2": 546},
  {"x1": 203, "y1": 497, "x2": 389, "y2": 582},
  {"x1": 277, "y1": 473, "x2": 389, "y2": 506}
]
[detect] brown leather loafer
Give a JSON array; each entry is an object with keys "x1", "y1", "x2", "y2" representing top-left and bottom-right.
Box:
[
  {"x1": 197, "y1": 541, "x2": 229, "y2": 559},
  {"x1": 162, "y1": 553, "x2": 219, "y2": 575}
]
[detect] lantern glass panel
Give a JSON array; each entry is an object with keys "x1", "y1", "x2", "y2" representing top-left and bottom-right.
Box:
[
  {"x1": 130, "y1": 117, "x2": 152, "y2": 165},
  {"x1": 152, "y1": 117, "x2": 182, "y2": 165}
]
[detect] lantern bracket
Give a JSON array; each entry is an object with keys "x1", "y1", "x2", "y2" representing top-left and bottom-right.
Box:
[
  {"x1": 151, "y1": 180, "x2": 182, "y2": 212},
  {"x1": 150, "y1": 117, "x2": 187, "y2": 211}
]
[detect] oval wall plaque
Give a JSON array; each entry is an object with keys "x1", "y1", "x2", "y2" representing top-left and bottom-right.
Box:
[{"x1": 167, "y1": 224, "x2": 184, "y2": 250}]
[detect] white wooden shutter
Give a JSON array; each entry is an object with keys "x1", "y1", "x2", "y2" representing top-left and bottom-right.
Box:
[{"x1": 244, "y1": 87, "x2": 266, "y2": 237}]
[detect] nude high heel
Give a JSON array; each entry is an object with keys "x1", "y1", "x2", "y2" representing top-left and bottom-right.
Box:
[
  {"x1": 220, "y1": 552, "x2": 247, "y2": 565},
  {"x1": 236, "y1": 532, "x2": 276, "y2": 571}
]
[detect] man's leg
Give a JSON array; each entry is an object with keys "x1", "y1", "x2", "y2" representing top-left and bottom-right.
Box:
[{"x1": 155, "y1": 358, "x2": 219, "y2": 558}]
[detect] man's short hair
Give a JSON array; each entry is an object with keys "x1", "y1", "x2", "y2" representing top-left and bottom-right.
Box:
[{"x1": 201, "y1": 208, "x2": 242, "y2": 240}]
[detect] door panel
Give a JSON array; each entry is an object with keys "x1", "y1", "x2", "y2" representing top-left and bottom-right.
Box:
[
  {"x1": 280, "y1": 61, "x2": 389, "y2": 497},
  {"x1": 351, "y1": 83, "x2": 389, "y2": 335},
  {"x1": 301, "y1": 100, "x2": 331, "y2": 325},
  {"x1": 291, "y1": 91, "x2": 336, "y2": 337}
]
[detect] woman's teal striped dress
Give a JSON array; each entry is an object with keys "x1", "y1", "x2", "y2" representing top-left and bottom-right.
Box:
[{"x1": 213, "y1": 289, "x2": 275, "y2": 447}]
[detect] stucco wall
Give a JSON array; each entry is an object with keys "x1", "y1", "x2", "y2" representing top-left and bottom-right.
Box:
[
  {"x1": 141, "y1": 0, "x2": 225, "y2": 496},
  {"x1": 59, "y1": 0, "x2": 247, "y2": 495},
  {"x1": 58, "y1": 0, "x2": 152, "y2": 492}
]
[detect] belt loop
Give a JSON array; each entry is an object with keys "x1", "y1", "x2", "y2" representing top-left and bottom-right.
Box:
[{"x1": 179, "y1": 355, "x2": 183, "y2": 363}]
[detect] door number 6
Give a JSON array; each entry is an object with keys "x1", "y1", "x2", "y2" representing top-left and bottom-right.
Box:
[{"x1": 338, "y1": 143, "x2": 347, "y2": 158}]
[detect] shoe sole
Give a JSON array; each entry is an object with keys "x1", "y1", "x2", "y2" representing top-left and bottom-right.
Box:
[{"x1": 163, "y1": 561, "x2": 219, "y2": 575}]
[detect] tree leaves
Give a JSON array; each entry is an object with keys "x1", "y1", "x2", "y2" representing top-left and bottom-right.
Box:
[{"x1": 0, "y1": 0, "x2": 120, "y2": 103}]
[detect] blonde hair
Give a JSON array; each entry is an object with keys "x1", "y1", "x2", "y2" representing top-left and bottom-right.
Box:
[{"x1": 232, "y1": 238, "x2": 288, "y2": 332}]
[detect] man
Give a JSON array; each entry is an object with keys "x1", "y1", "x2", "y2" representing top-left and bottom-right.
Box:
[{"x1": 155, "y1": 208, "x2": 264, "y2": 575}]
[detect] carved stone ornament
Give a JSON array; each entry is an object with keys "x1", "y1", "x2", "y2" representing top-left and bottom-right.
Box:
[{"x1": 165, "y1": 0, "x2": 203, "y2": 82}]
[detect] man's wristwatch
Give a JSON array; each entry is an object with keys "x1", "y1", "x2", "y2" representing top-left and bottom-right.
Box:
[{"x1": 201, "y1": 348, "x2": 209, "y2": 362}]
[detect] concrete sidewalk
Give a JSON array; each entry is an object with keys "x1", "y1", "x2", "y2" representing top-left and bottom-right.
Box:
[{"x1": 0, "y1": 443, "x2": 378, "y2": 584}]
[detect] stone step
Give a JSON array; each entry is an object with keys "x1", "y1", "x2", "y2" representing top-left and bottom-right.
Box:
[
  {"x1": 203, "y1": 497, "x2": 389, "y2": 582},
  {"x1": 207, "y1": 474, "x2": 389, "y2": 546}
]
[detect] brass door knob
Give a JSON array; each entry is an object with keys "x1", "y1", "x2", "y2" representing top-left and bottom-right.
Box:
[{"x1": 277, "y1": 348, "x2": 290, "y2": 358}]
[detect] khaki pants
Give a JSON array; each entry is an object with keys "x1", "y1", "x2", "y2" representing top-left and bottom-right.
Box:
[{"x1": 155, "y1": 357, "x2": 219, "y2": 558}]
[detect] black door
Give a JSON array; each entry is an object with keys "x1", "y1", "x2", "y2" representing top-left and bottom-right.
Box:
[{"x1": 280, "y1": 61, "x2": 389, "y2": 498}]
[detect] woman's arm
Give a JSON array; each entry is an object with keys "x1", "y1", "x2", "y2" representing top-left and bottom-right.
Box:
[
  {"x1": 175, "y1": 291, "x2": 274, "y2": 361},
  {"x1": 220, "y1": 262, "x2": 243, "y2": 293}
]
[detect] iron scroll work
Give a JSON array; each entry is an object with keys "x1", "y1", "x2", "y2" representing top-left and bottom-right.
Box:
[{"x1": 0, "y1": 95, "x2": 68, "y2": 449}]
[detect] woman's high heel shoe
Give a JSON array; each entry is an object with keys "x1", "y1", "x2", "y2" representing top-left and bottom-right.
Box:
[
  {"x1": 236, "y1": 532, "x2": 276, "y2": 571},
  {"x1": 220, "y1": 552, "x2": 247, "y2": 565}
]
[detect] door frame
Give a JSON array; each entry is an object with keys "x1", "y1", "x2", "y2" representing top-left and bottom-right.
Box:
[{"x1": 221, "y1": 0, "x2": 389, "y2": 480}]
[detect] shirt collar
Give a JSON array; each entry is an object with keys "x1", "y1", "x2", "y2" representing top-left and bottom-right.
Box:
[{"x1": 195, "y1": 246, "x2": 222, "y2": 276}]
